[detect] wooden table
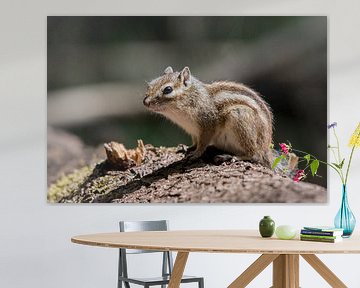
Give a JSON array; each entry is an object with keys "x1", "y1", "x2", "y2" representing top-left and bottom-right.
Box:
[{"x1": 72, "y1": 230, "x2": 360, "y2": 288}]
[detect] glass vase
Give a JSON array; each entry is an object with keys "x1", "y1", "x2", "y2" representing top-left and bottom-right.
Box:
[{"x1": 334, "y1": 185, "x2": 356, "y2": 237}]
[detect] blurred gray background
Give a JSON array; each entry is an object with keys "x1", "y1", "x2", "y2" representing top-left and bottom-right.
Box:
[{"x1": 47, "y1": 16, "x2": 327, "y2": 186}]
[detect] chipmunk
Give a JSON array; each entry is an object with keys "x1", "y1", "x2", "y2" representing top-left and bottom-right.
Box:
[{"x1": 143, "y1": 66, "x2": 273, "y2": 167}]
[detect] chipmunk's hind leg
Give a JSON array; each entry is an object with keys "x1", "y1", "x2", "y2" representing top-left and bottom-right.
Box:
[
  {"x1": 219, "y1": 105, "x2": 269, "y2": 166},
  {"x1": 231, "y1": 106, "x2": 272, "y2": 167}
]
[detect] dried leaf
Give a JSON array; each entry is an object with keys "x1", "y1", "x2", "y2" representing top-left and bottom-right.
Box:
[{"x1": 104, "y1": 140, "x2": 146, "y2": 170}]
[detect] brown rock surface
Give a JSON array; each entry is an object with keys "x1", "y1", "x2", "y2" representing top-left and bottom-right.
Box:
[{"x1": 48, "y1": 139, "x2": 327, "y2": 203}]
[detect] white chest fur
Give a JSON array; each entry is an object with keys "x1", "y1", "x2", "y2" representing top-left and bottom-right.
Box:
[{"x1": 162, "y1": 110, "x2": 199, "y2": 136}]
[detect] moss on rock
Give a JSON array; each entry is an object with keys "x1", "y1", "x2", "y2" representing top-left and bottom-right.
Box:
[{"x1": 47, "y1": 166, "x2": 92, "y2": 203}]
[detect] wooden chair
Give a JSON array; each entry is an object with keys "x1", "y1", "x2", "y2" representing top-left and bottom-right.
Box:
[{"x1": 118, "y1": 220, "x2": 204, "y2": 288}]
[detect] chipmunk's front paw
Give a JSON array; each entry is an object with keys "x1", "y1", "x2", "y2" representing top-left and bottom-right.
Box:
[
  {"x1": 212, "y1": 154, "x2": 237, "y2": 165},
  {"x1": 185, "y1": 150, "x2": 203, "y2": 162},
  {"x1": 177, "y1": 144, "x2": 197, "y2": 155},
  {"x1": 185, "y1": 144, "x2": 197, "y2": 155}
]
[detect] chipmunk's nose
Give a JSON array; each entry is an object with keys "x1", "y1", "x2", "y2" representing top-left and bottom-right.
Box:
[{"x1": 143, "y1": 96, "x2": 151, "y2": 107}]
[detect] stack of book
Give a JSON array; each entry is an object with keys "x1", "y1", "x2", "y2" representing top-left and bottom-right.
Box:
[{"x1": 300, "y1": 226, "x2": 344, "y2": 243}]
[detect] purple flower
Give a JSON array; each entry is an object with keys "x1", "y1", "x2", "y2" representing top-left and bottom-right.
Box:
[{"x1": 327, "y1": 122, "x2": 337, "y2": 129}]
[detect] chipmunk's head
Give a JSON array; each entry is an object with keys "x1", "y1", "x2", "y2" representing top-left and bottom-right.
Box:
[{"x1": 143, "y1": 66, "x2": 192, "y2": 113}]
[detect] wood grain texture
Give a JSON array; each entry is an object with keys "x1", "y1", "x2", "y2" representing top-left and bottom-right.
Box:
[
  {"x1": 168, "y1": 252, "x2": 189, "y2": 288},
  {"x1": 273, "y1": 254, "x2": 286, "y2": 288},
  {"x1": 301, "y1": 254, "x2": 347, "y2": 288},
  {"x1": 288, "y1": 254, "x2": 299, "y2": 288},
  {"x1": 273, "y1": 255, "x2": 299, "y2": 288},
  {"x1": 71, "y1": 230, "x2": 360, "y2": 254},
  {"x1": 228, "y1": 254, "x2": 279, "y2": 288}
]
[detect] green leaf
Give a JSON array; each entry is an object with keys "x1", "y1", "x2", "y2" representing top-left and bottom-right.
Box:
[
  {"x1": 272, "y1": 155, "x2": 285, "y2": 169},
  {"x1": 332, "y1": 159, "x2": 345, "y2": 169},
  {"x1": 332, "y1": 162, "x2": 340, "y2": 169},
  {"x1": 304, "y1": 154, "x2": 311, "y2": 164},
  {"x1": 339, "y1": 158, "x2": 345, "y2": 169},
  {"x1": 310, "y1": 159, "x2": 320, "y2": 176}
]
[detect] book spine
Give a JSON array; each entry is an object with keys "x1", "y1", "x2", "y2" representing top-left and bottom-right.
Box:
[
  {"x1": 300, "y1": 234, "x2": 337, "y2": 240},
  {"x1": 301, "y1": 230, "x2": 336, "y2": 236},
  {"x1": 300, "y1": 237, "x2": 337, "y2": 243}
]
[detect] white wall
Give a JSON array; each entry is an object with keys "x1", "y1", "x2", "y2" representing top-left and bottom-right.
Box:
[{"x1": 1, "y1": 1, "x2": 360, "y2": 287}]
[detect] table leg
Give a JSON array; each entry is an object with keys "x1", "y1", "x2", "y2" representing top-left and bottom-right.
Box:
[
  {"x1": 301, "y1": 254, "x2": 347, "y2": 288},
  {"x1": 228, "y1": 254, "x2": 279, "y2": 288},
  {"x1": 272, "y1": 254, "x2": 299, "y2": 288},
  {"x1": 229, "y1": 253, "x2": 348, "y2": 288},
  {"x1": 168, "y1": 251, "x2": 189, "y2": 288}
]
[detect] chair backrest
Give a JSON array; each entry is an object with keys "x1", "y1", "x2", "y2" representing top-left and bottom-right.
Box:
[
  {"x1": 118, "y1": 220, "x2": 174, "y2": 283},
  {"x1": 119, "y1": 220, "x2": 169, "y2": 254}
]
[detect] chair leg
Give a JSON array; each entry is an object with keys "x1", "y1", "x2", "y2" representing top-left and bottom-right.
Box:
[
  {"x1": 118, "y1": 250, "x2": 122, "y2": 288},
  {"x1": 199, "y1": 278, "x2": 204, "y2": 288}
]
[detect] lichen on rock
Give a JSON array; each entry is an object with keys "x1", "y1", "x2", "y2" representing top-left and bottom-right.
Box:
[
  {"x1": 47, "y1": 143, "x2": 327, "y2": 204},
  {"x1": 47, "y1": 166, "x2": 92, "y2": 203}
]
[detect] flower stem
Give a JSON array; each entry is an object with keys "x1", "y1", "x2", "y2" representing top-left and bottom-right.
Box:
[
  {"x1": 330, "y1": 148, "x2": 339, "y2": 164},
  {"x1": 332, "y1": 127, "x2": 346, "y2": 181},
  {"x1": 291, "y1": 148, "x2": 345, "y2": 184},
  {"x1": 345, "y1": 145, "x2": 356, "y2": 186},
  {"x1": 333, "y1": 127, "x2": 342, "y2": 164}
]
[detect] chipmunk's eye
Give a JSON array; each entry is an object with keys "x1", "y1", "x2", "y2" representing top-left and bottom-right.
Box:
[{"x1": 163, "y1": 86, "x2": 173, "y2": 95}]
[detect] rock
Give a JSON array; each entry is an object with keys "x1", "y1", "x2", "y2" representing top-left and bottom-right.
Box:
[
  {"x1": 47, "y1": 126, "x2": 105, "y2": 186},
  {"x1": 47, "y1": 143, "x2": 327, "y2": 203}
]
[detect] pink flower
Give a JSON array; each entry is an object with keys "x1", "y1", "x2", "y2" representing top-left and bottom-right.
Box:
[
  {"x1": 279, "y1": 143, "x2": 289, "y2": 155},
  {"x1": 293, "y1": 169, "x2": 305, "y2": 182}
]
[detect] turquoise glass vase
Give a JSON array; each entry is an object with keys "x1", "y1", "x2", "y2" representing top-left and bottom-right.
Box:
[{"x1": 334, "y1": 185, "x2": 356, "y2": 237}]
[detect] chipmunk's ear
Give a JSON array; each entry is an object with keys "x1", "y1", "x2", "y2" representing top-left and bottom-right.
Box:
[
  {"x1": 164, "y1": 66, "x2": 173, "y2": 74},
  {"x1": 179, "y1": 67, "x2": 191, "y2": 86}
]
